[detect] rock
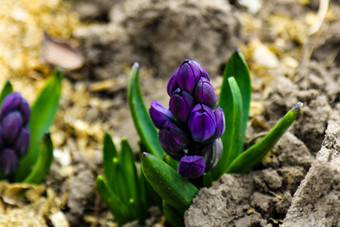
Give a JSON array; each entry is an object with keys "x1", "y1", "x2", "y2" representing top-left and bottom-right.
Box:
[
  {"x1": 185, "y1": 132, "x2": 313, "y2": 226},
  {"x1": 282, "y1": 107, "x2": 340, "y2": 227},
  {"x1": 75, "y1": 0, "x2": 240, "y2": 80}
]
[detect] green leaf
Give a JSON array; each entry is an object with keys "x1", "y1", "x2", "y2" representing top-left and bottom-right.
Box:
[
  {"x1": 227, "y1": 102, "x2": 303, "y2": 174},
  {"x1": 14, "y1": 69, "x2": 63, "y2": 181},
  {"x1": 103, "y1": 133, "x2": 119, "y2": 193},
  {"x1": 0, "y1": 80, "x2": 13, "y2": 105},
  {"x1": 128, "y1": 63, "x2": 164, "y2": 158},
  {"x1": 163, "y1": 200, "x2": 185, "y2": 227},
  {"x1": 162, "y1": 153, "x2": 179, "y2": 170},
  {"x1": 224, "y1": 49, "x2": 251, "y2": 143},
  {"x1": 96, "y1": 175, "x2": 132, "y2": 226},
  {"x1": 23, "y1": 133, "x2": 53, "y2": 184},
  {"x1": 141, "y1": 152, "x2": 198, "y2": 214},
  {"x1": 210, "y1": 77, "x2": 244, "y2": 180}
]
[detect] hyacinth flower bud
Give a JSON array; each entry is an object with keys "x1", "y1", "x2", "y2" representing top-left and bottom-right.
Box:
[
  {"x1": 1, "y1": 111, "x2": 23, "y2": 144},
  {"x1": 176, "y1": 59, "x2": 209, "y2": 93},
  {"x1": 158, "y1": 121, "x2": 188, "y2": 160},
  {"x1": 167, "y1": 68, "x2": 179, "y2": 96},
  {"x1": 178, "y1": 155, "x2": 205, "y2": 178},
  {"x1": 0, "y1": 92, "x2": 22, "y2": 120},
  {"x1": 169, "y1": 88, "x2": 194, "y2": 122},
  {"x1": 214, "y1": 107, "x2": 225, "y2": 138},
  {"x1": 202, "y1": 138, "x2": 223, "y2": 172},
  {"x1": 14, "y1": 127, "x2": 30, "y2": 159},
  {"x1": 188, "y1": 104, "x2": 216, "y2": 142},
  {"x1": 194, "y1": 77, "x2": 217, "y2": 108},
  {"x1": 0, "y1": 149, "x2": 19, "y2": 177},
  {"x1": 149, "y1": 100, "x2": 176, "y2": 129}
]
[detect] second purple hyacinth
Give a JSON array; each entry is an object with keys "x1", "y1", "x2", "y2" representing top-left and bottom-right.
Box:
[
  {"x1": 0, "y1": 92, "x2": 31, "y2": 179},
  {"x1": 149, "y1": 59, "x2": 225, "y2": 179}
]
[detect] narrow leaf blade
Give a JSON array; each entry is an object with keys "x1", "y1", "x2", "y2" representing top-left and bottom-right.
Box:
[
  {"x1": 227, "y1": 102, "x2": 303, "y2": 174},
  {"x1": 128, "y1": 63, "x2": 164, "y2": 158},
  {"x1": 103, "y1": 133, "x2": 119, "y2": 192},
  {"x1": 0, "y1": 80, "x2": 13, "y2": 105},
  {"x1": 23, "y1": 133, "x2": 53, "y2": 184},
  {"x1": 224, "y1": 49, "x2": 251, "y2": 144},
  {"x1": 163, "y1": 200, "x2": 185, "y2": 227},
  {"x1": 141, "y1": 152, "x2": 198, "y2": 214},
  {"x1": 14, "y1": 70, "x2": 63, "y2": 181},
  {"x1": 210, "y1": 77, "x2": 243, "y2": 180},
  {"x1": 96, "y1": 175, "x2": 132, "y2": 226}
]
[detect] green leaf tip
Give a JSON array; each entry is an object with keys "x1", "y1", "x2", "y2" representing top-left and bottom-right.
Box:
[
  {"x1": 133, "y1": 62, "x2": 140, "y2": 69},
  {"x1": 293, "y1": 101, "x2": 303, "y2": 111}
]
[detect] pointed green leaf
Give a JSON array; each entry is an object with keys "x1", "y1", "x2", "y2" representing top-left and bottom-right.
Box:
[
  {"x1": 227, "y1": 102, "x2": 303, "y2": 174},
  {"x1": 128, "y1": 63, "x2": 164, "y2": 158},
  {"x1": 103, "y1": 133, "x2": 119, "y2": 192},
  {"x1": 0, "y1": 80, "x2": 13, "y2": 105},
  {"x1": 224, "y1": 49, "x2": 251, "y2": 142},
  {"x1": 23, "y1": 133, "x2": 53, "y2": 184},
  {"x1": 162, "y1": 153, "x2": 179, "y2": 170},
  {"x1": 15, "y1": 69, "x2": 63, "y2": 181},
  {"x1": 210, "y1": 77, "x2": 243, "y2": 180},
  {"x1": 163, "y1": 200, "x2": 185, "y2": 227},
  {"x1": 96, "y1": 175, "x2": 132, "y2": 226},
  {"x1": 141, "y1": 152, "x2": 198, "y2": 214}
]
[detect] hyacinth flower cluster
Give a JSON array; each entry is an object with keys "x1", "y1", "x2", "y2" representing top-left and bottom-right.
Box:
[
  {"x1": 149, "y1": 59, "x2": 225, "y2": 179},
  {"x1": 0, "y1": 92, "x2": 30, "y2": 179}
]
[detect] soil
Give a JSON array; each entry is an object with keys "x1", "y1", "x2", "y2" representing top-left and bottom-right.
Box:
[{"x1": 1, "y1": 0, "x2": 340, "y2": 226}]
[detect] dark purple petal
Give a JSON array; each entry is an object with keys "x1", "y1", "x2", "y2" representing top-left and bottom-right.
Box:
[
  {"x1": 0, "y1": 148, "x2": 19, "y2": 177},
  {"x1": 2, "y1": 111, "x2": 23, "y2": 144},
  {"x1": 178, "y1": 155, "x2": 205, "y2": 178},
  {"x1": 194, "y1": 77, "x2": 217, "y2": 108},
  {"x1": 0, "y1": 92, "x2": 22, "y2": 121},
  {"x1": 214, "y1": 107, "x2": 225, "y2": 138},
  {"x1": 167, "y1": 69, "x2": 179, "y2": 96},
  {"x1": 0, "y1": 127, "x2": 3, "y2": 149},
  {"x1": 14, "y1": 127, "x2": 30, "y2": 159},
  {"x1": 19, "y1": 98, "x2": 31, "y2": 125},
  {"x1": 169, "y1": 89, "x2": 194, "y2": 122},
  {"x1": 188, "y1": 104, "x2": 216, "y2": 142},
  {"x1": 191, "y1": 60, "x2": 210, "y2": 81},
  {"x1": 158, "y1": 121, "x2": 188, "y2": 160},
  {"x1": 202, "y1": 138, "x2": 223, "y2": 172},
  {"x1": 149, "y1": 100, "x2": 176, "y2": 129},
  {"x1": 176, "y1": 60, "x2": 201, "y2": 93}
]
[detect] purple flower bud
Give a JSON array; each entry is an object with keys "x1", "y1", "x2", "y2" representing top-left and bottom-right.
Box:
[
  {"x1": 178, "y1": 155, "x2": 205, "y2": 178},
  {"x1": 1, "y1": 111, "x2": 23, "y2": 144},
  {"x1": 188, "y1": 104, "x2": 216, "y2": 142},
  {"x1": 169, "y1": 88, "x2": 194, "y2": 122},
  {"x1": 194, "y1": 77, "x2": 217, "y2": 108},
  {"x1": 14, "y1": 127, "x2": 30, "y2": 159},
  {"x1": 167, "y1": 69, "x2": 179, "y2": 96},
  {"x1": 19, "y1": 97, "x2": 30, "y2": 125},
  {"x1": 176, "y1": 59, "x2": 210, "y2": 93},
  {"x1": 0, "y1": 127, "x2": 3, "y2": 149},
  {"x1": 0, "y1": 92, "x2": 21, "y2": 121},
  {"x1": 202, "y1": 138, "x2": 223, "y2": 172},
  {"x1": 0, "y1": 149, "x2": 19, "y2": 177},
  {"x1": 158, "y1": 121, "x2": 188, "y2": 160},
  {"x1": 149, "y1": 100, "x2": 176, "y2": 129},
  {"x1": 0, "y1": 92, "x2": 30, "y2": 125},
  {"x1": 214, "y1": 107, "x2": 225, "y2": 138}
]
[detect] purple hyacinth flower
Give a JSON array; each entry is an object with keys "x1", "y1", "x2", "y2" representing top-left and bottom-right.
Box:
[
  {"x1": 14, "y1": 127, "x2": 30, "y2": 159},
  {"x1": 178, "y1": 155, "x2": 205, "y2": 178},
  {"x1": 214, "y1": 107, "x2": 225, "y2": 138},
  {"x1": 202, "y1": 138, "x2": 223, "y2": 171},
  {"x1": 194, "y1": 77, "x2": 217, "y2": 108},
  {"x1": 188, "y1": 104, "x2": 216, "y2": 142},
  {"x1": 167, "y1": 68, "x2": 179, "y2": 96},
  {"x1": 158, "y1": 121, "x2": 188, "y2": 160},
  {"x1": 1, "y1": 111, "x2": 23, "y2": 144},
  {"x1": 149, "y1": 100, "x2": 176, "y2": 129},
  {"x1": 169, "y1": 88, "x2": 194, "y2": 122},
  {"x1": 0, "y1": 149, "x2": 19, "y2": 177},
  {"x1": 0, "y1": 92, "x2": 22, "y2": 121}
]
